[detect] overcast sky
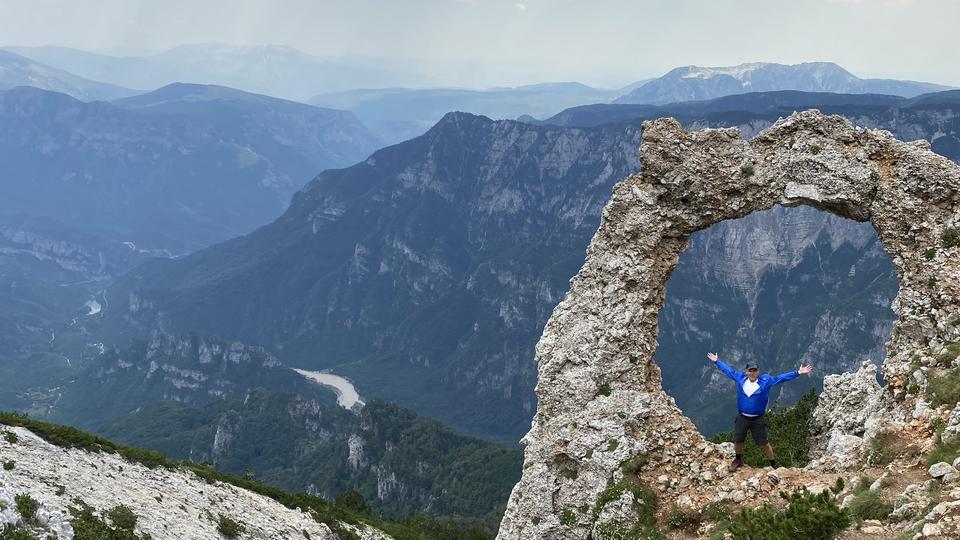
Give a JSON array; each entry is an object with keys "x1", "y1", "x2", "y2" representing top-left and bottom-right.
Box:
[{"x1": 1, "y1": 0, "x2": 957, "y2": 88}]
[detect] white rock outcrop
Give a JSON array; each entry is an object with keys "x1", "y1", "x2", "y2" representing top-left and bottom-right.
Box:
[
  {"x1": 0, "y1": 426, "x2": 391, "y2": 540},
  {"x1": 497, "y1": 110, "x2": 960, "y2": 539}
]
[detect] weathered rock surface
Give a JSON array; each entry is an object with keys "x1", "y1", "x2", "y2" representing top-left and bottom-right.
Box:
[
  {"x1": 497, "y1": 110, "x2": 960, "y2": 538},
  {"x1": 0, "y1": 426, "x2": 392, "y2": 539}
]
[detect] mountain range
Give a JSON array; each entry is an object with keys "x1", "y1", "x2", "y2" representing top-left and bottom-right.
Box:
[
  {"x1": 0, "y1": 83, "x2": 380, "y2": 254},
  {"x1": 615, "y1": 62, "x2": 952, "y2": 104},
  {"x1": 0, "y1": 49, "x2": 135, "y2": 101},
  {"x1": 91, "y1": 89, "x2": 960, "y2": 441},
  {"x1": 310, "y1": 83, "x2": 625, "y2": 145},
  {"x1": 4, "y1": 44, "x2": 435, "y2": 101}
]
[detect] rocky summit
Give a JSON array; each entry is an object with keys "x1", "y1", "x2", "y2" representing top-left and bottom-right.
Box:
[{"x1": 497, "y1": 110, "x2": 960, "y2": 538}]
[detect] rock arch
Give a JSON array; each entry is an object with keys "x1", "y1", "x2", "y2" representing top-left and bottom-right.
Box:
[{"x1": 497, "y1": 110, "x2": 960, "y2": 539}]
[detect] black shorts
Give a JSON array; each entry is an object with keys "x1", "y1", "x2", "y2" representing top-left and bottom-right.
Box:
[{"x1": 732, "y1": 413, "x2": 768, "y2": 445}]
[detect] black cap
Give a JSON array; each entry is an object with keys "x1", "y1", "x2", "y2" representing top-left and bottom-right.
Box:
[{"x1": 745, "y1": 362, "x2": 759, "y2": 371}]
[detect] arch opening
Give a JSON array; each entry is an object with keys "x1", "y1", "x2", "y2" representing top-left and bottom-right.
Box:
[{"x1": 655, "y1": 203, "x2": 900, "y2": 442}]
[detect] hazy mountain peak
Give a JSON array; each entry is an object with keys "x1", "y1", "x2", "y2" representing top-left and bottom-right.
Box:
[
  {"x1": 617, "y1": 61, "x2": 951, "y2": 105},
  {"x1": 0, "y1": 49, "x2": 135, "y2": 101}
]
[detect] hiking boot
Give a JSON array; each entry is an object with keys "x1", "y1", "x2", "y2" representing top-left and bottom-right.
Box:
[{"x1": 730, "y1": 457, "x2": 742, "y2": 472}]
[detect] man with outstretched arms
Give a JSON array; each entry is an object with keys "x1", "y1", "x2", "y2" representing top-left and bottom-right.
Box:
[{"x1": 707, "y1": 352, "x2": 813, "y2": 471}]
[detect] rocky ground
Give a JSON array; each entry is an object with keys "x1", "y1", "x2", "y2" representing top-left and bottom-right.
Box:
[{"x1": 0, "y1": 425, "x2": 391, "y2": 539}]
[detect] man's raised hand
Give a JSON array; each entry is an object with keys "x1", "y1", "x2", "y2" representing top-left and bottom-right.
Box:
[
  {"x1": 707, "y1": 352, "x2": 719, "y2": 363},
  {"x1": 798, "y1": 364, "x2": 814, "y2": 375}
]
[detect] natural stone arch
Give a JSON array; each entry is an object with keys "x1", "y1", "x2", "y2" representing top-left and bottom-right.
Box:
[{"x1": 497, "y1": 110, "x2": 960, "y2": 539}]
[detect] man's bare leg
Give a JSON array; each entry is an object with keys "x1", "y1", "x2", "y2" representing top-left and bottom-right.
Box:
[{"x1": 760, "y1": 443, "x2": 775, "y2": 460}]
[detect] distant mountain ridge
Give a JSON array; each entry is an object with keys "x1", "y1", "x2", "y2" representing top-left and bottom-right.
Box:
[
  {"x1": 0, "y1": 84, "x2": 381, "y2": 253},
  {"x1": 0, "y1": 49, "x2": 135, "y2": 101},
  {"x1": 615, "y1": 62, "x2": 952, "y2": 104},
  {"x1": 5, "y1": 44, "x2": 435, "y2": 100},
  {"x1": 310, "y1": 82, "x2": 622, "y2": 144}
]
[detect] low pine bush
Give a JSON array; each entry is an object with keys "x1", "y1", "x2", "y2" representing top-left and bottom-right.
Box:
[
  {"x1": 0, "y1": 525, "x2": 38, "y2": 540},
  {"x1": 724, "y1": 489, "x2": 850, "y2": 540},
  {"x1": 217, "y1": 514, "x2": 245, "y2": 539},
  {"x1": 847, "y1": 488, "x2": 892, "y2": 522},
  {"x1": 14, "y1": 494, "x2": 39, "y2": 524},
  {"x1": 106, "y1": 505, "x2": 138, "y2": 530}
]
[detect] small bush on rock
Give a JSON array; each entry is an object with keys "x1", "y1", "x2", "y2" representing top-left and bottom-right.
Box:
[
  {"x1": 866, "y1": 430, "x2": 910, "y2": 466},
  {"x1": 69, "y1": 500, "x2": 152, "y2": 540},
  {"x1": 0, "y1": 525, "x2": 38, "y2": 540},
  {"x1": 847, "y1": 488, "x2": 892, "y2": 522},
  {"x1": 724, "y1": 489, "x2": 850, "y2": 540},
  {"x1": 2, "y1": 460, "x2": 13, "y2": 470},
  {"x1": 106, "y1": 505, "x2": 138, "y2": 530},
  {"x1": 943, "y1": 228, "x2": 959, "y2": 248},
  {"x1": 2, "y1": 431, "x2": 17, "y2": 444},
  {"x1": 14, "y1": 494, "x2": 39, "y2": 524},
  {"x1": 217, "y1": 514, "x2": 245, "y2": 539},
  {"x1": 927, "y1": 435, "x2": 960, "y2": 467},
  {"x1": 926, "y1": 366, "x2": 960, "y2": 407}
]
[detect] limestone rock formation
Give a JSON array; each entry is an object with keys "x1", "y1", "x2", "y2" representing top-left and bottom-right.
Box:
[
  {"x1": 0, "y1": 426, "x2": 391, "y2": 540},
  {"x1": 497, "y1": 110, "x2": 960, "y2": 539}
]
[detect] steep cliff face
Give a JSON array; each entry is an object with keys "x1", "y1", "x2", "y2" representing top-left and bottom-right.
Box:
[
  {"x1": 497, "y1": 111, "x2": 960, "y2": 538},
  {"x1": 105, "y1": 113, "x2": 644, "y2": 441},
  {"x1": 46, "y1": 331, "x2": 334, "y2": 429}
]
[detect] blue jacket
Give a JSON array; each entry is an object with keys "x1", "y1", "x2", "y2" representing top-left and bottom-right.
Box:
[{"x1": 715, "y1": 359, "x2": 799, "y2": 416}]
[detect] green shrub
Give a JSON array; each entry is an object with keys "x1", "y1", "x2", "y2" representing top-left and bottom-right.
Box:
[
  {"x1": 106, "y1": 505, "x2": 138, "y2": 530},
  {"x1": 592, "y1": 463, "x2": 659, "y2": 538},
  {"x1": 335, "y1": 490, "x2": 371, "y2": 515},
  {"x1": 809, "y1": 144, "x2": 822, "y2": 155},
  {"x1": 2, "y1": 460, "x2": 13, "y2": 470},
  {"x1": 667, "y1": 505, "x2": 699, "y2": 530},
  {"x1": 69, "y1": 500, "x2": 151, "y2": 540},
  {"x1": 2, "y1": 431, "x2": 16, "y2": 444},
  {"x1": 559, "y1": 508, "x2": 576, "y2": 526},
  {"x1": 938, "y1": 342, "x2": 960, "y2": 367},
  {"x1": 866, "y1": 430, "x2": 908, "y2": 466},
  {"x1": 598, "y1": 383, "x2": 612, "y2": 397},
  {"x1": 217, "y1": 514, "x2": 245, "y2": 538},
  {"x1": 847, "y1": 488, "x2": 893, "y2": 521},
  {"x1": 740, "y1": 164, "x2": 755, "y2": 177},
  {"x1": 711, "y1": 389, "x2": 817, "y2": 467},
  {"x1": 14, "y1": 494, "x2": 39, "y2": 524},
  {"x1": 943, "y1": 229, "x2": 959, "y2": 248},
  {"x1": 924, "y1": 248, "x2": 936, "y2": 261},
  {"x1": 0, "y1": 525, "x2": 38, "y2": 540},
  {"x1": 926, "y1": 367, "x2": 960, "y2": 407},
  {"x1": 607, "y1": 439, "x2": 619, "y2": 452},
  {"x1": 724, "y1": 489, "x2": 850, "y2": 540},
  {"x1": 927, "y1": 435, "x2": 960, "y2": 467}
]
